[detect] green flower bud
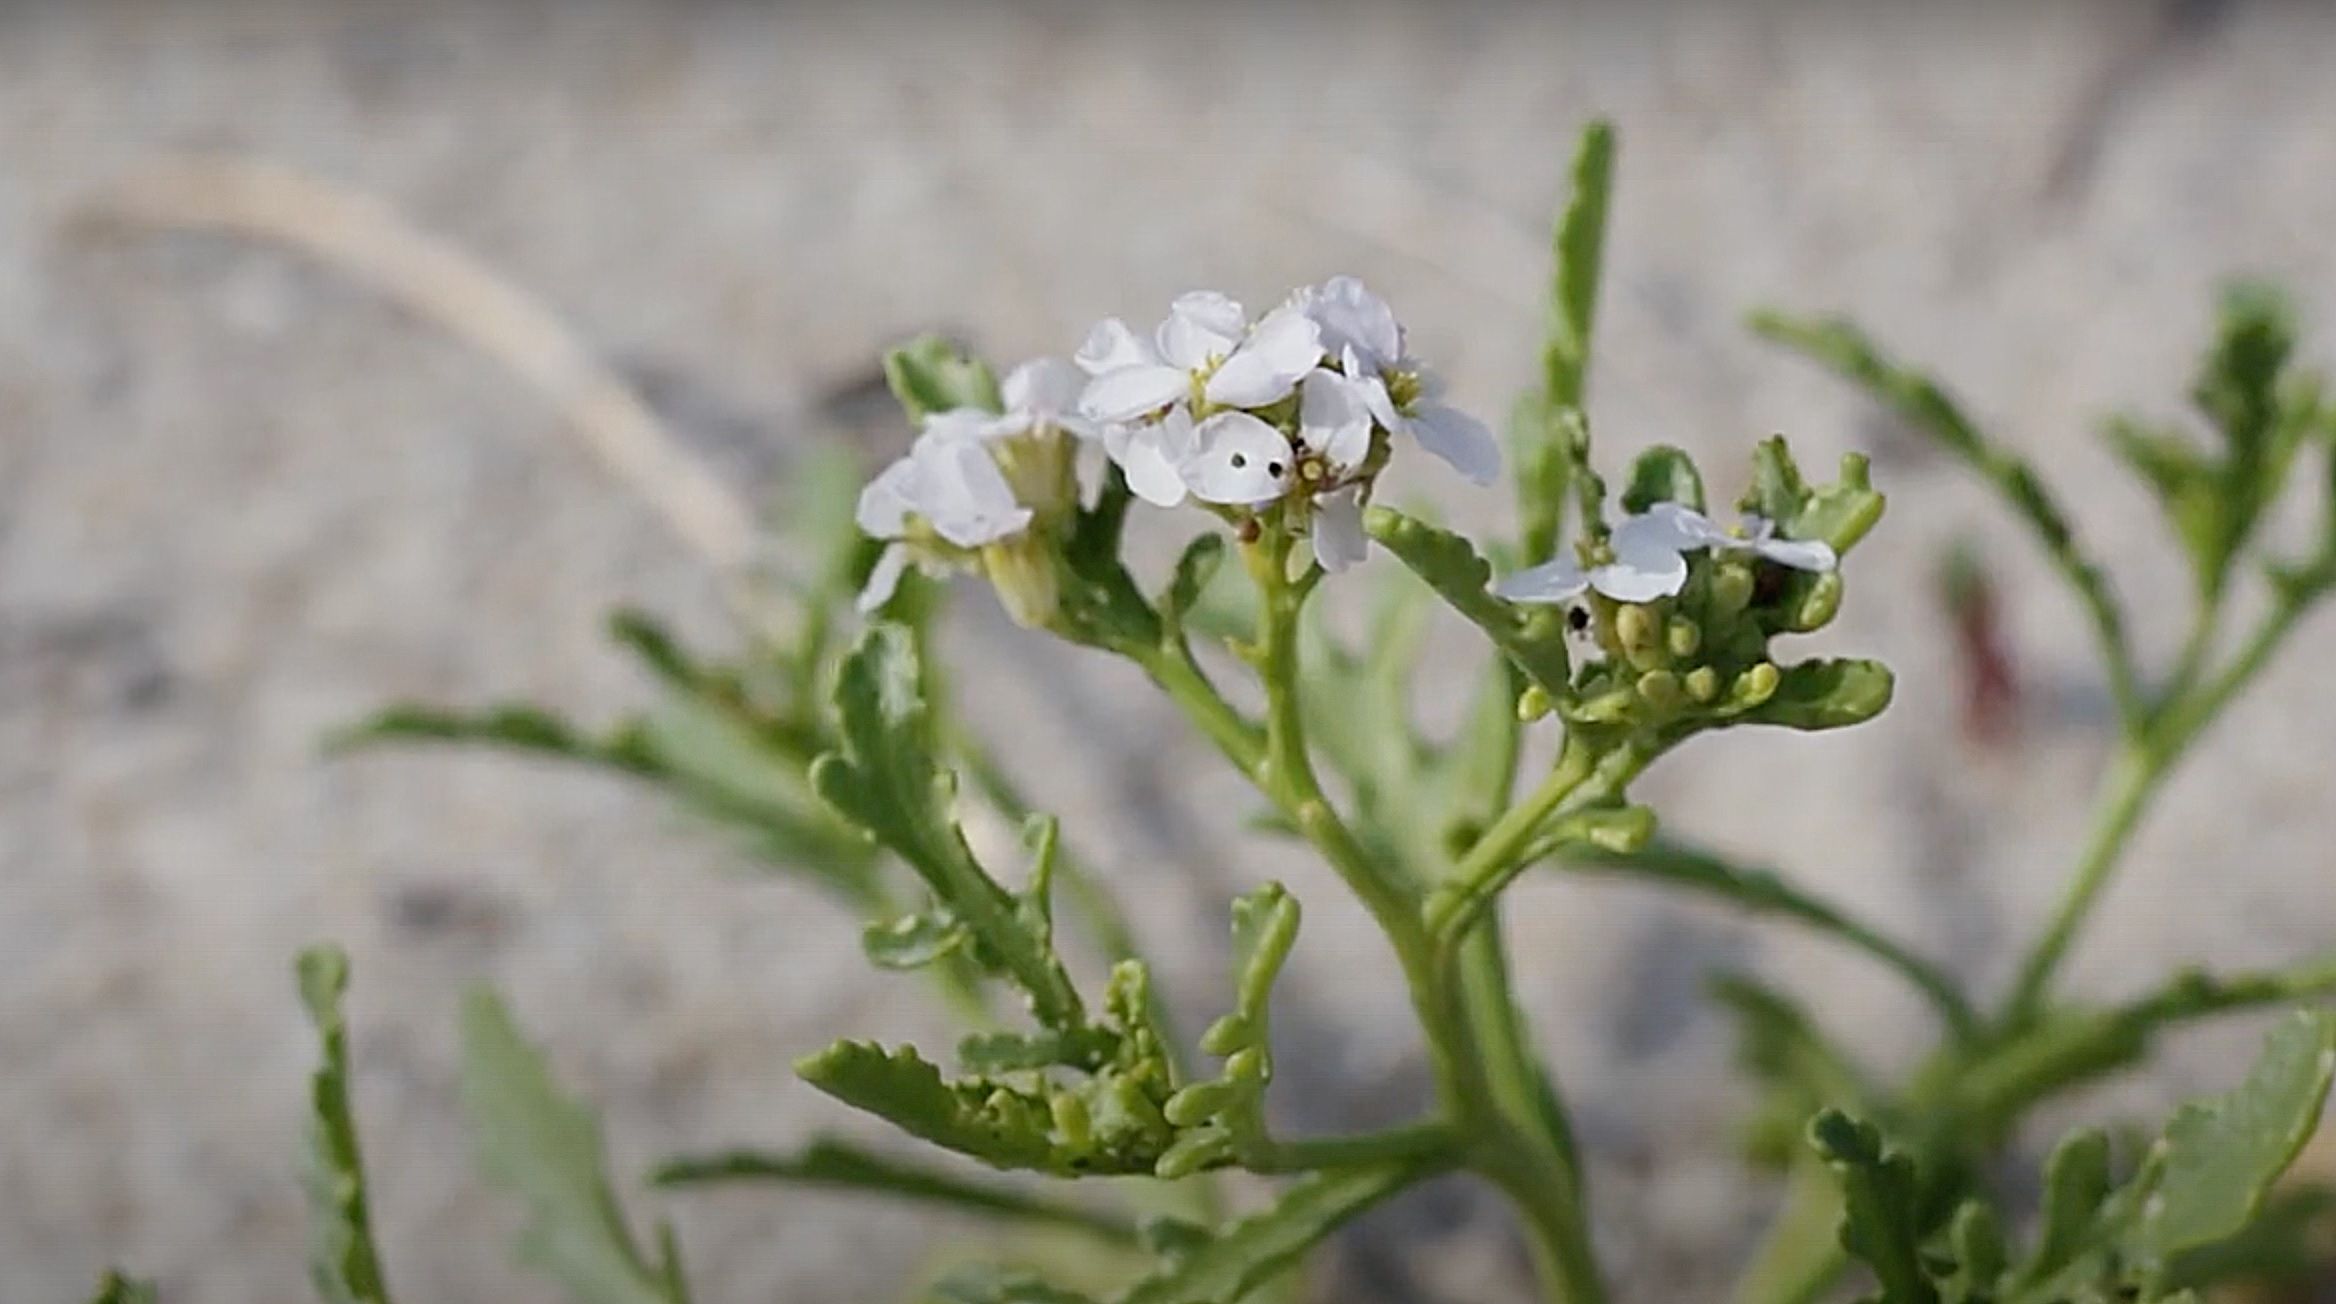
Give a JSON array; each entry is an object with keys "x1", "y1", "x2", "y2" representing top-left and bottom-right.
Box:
[
  {"x1": 1224, "y1": 1047, "x2": 1269, "y2": 1086},
  {"x1": 1684, "y1": 665, "x2": 1722, "y2": 703},
  {"x1": 1732, "y1": 661, "x2": 1782, "y2": 709},
  {"x1": 981, "y1": 535, "x2": 1061, "y2": 629},
  {"x1": 1708, "y1": 562, "x2": 1756, "y2": 618},
  {"x1": 1636, "y1": 669, "x2": 1684, "y2": 712},
  {"x1": 1155, "y1": 1128, "x2": 1231, "y2": 1180},
  {"x1": 1199, "y1": 1013, "x2": 1249, "y2": 1057},
  {"x1": 1517, "y1": 684, "x2": 1555, "y2": 722},
  {"x1": 1615, "y1": 603, "x2": 1663, "y2": 669},
  {"x1": 1163, "y1": 1079, "x2": 1236, "y2": 1128},
  {"x1": 1666, "y1": 617, "x2": 1702, "y2": 659},
  {"x1": 1050, "y1": 1089, "x2": 1093, "y2": 1148},
  {"x1": 1784, "y1": 571, "x2": 1844, "y2": 631}
]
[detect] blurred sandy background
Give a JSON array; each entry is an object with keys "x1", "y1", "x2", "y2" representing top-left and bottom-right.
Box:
[{"x1": 4, "y1": 2, "x2": 2334, "y2": 1301}]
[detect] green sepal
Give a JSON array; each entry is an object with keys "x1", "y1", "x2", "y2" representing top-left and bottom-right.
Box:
[
  {"x1": 1621, "y1": 444, "x2": 1707, "y2": 513},
  {"x1": 459, "y1": 990, "x2": 690, "y2": 1304},
  {"x1": 296, "y1": 946, "x2": 395, "y2": 1304},
  {"x1": 885, "y1": 335, "x2": 1004, "y2": 422}
]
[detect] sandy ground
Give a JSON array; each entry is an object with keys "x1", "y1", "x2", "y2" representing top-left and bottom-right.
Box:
[{"x1": 3, "y1": 3, "x2": 2334, "y2": 1301}]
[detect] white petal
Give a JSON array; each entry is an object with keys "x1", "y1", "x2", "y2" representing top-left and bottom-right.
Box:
[
  {"x1": 857, "y1": 543, "x2": 912, "y2": 614},
  {"x1": 1303, "y1": 275, "x2": 1403, "y2": 373},
  {"x1": 921, "y1": 438, "x2": 1031, "y2": 548},
  {"x1": 920, "y1": 407, "x2": 999, "y2": 444},
  {"x1": 855, "y1": 457, "x2": 919, "y2": 538},
  {"x1": 1002, "y1": 357, "x2": 1086, "y2": 419},
  {"x1": 1184, "y1": 411, "x2": 1296, "y2": 505},
  {"x1": 1642, "y1": 501, "x2": 1733, "y2": 549},
  {"x1": 1494, "y1": 559, "x2": 1591, "y2": 604},
  {"x1": 1408, "y1": 402, "x2": 1501, "y2": 485},
  {"x1": 1078, "y1": 364, "x2": 1189, "y2": 423},
  {"x1": 1347, "y1": 349, "x2": 1403, "y2": 427},
  {"x1": 1754, "y1": 536, "x2": 1838, "y2": 572},
  {"x1": 1312, "y1": 487, "x2": 1370, "y2": 573},
  {"x1": 1075, "y1": 318, "x2": 1157, "y2": 375},
  {"x1": 1591, "y1": 519, "x2": 1690, "y2": 602},
  {"x1": 1205, "y1": 305, "x2": 1323, "y2": 408},
  {"x1": 1299, "y1": 368, "x2": 1373, "y2": 471},
  {"x1": 1158, "y1": 291, "x2": 1247, "y2": 369},
  {"x1": 1104, "y1": 419, "x2": 1189, "y2": 507}
]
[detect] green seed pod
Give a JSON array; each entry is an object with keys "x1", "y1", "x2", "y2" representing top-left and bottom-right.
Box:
[
  {"x1": 1708, "y1": 562, "x2": 1755, "y2": 618},
  {"x1": 1636, "y1": 669, "x2": 1684, "y2": 712},
  {"x1": 1665, "y1": 617, "x2": 1702, "y2": 659},
  {"x1": 1733, "y1": 661, "x2": 1782, "y2": 708},
  {"x1": 1050, "y1": 1090, "x2": 1094, "y2": 1148},
  {"x1": 1517, "y1": 684, "x2": 1555, "y2": 722},
  {"x1": 1684, "y1": 665, "x2": 1722, "y2": 703}
]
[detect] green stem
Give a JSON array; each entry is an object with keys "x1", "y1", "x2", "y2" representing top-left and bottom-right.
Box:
[
  {"x1": 1242, "y1": 1121, "x2": 1460, "y2": 1175},
  {"x1": 1732, "y1": 1157, "x2": 1852, "y2": 1304},
  {"x1": 1455, "y1": 915, "x2": 1583, "y2": 1179},
  {"x1": 2002, "y1": 743, "x2": 2159, "y2": 1027}
]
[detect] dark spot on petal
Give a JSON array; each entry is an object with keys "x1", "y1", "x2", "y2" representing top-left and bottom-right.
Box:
[
  {"x1": 1267, "y1": 462, "x2": 1286, "y2": 478},
  {"x1": 1230, "y1": 452, "x2": 1247, "y2": 468}
]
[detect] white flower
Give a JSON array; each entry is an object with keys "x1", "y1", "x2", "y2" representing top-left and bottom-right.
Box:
[
  {"x1": 1290, "y1": 276, "x2": 1500, "y2": 486},
  {"x1": 1075, "y1": 292, "x2": 1324, "y2": 425},
  {"x1": 1176, "y1": 368, "x2": 1382, "y2": 571},
  {"x1": 1493, "y1": 501, "x2": 1835, "y2": 607},
  {"x1": 855, "y1": 425, "x2": 1034, "y2": 612}
]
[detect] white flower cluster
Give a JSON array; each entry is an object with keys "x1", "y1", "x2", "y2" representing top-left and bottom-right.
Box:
[
  {"x1": 1493, "y1": 501, "x2": 1836, "y2": 605},
  {"x1": 1076, "y1": 278, "x2": 1498, "y2": 572},
  {"x1": 853, "y1": 278, "x2": 1499, "y2": 621}
]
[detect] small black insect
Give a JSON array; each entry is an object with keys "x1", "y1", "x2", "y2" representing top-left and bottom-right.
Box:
[
  {"x1": 1752, "y1": 562, "x2": 1791, "y2": 606},
  {"x1": 1566, "y1": 605, "x2": 1592, "y2": 632}
]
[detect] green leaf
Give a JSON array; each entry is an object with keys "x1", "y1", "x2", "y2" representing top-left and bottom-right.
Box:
[
  {"x1": 1158, "y1": 534, "x2": 1225, "y2": 635},
  {"x1": 1363, "y1": 507, "x2": 1572, "y2": 699},
  {"x1": 1808, "y1": 1110, "x2": 1940, "y2": 1304},
  {"x1": 886, "y1": 336, "x2": 1004, "y2": 422},
  {"x1": 931, "y1": 1267, "x2": 1103, "y2": 1304},
  {"x1": 87, "y1": 1271, "x2": 157, "y2": 1304},
  {"x1": 1545, "y1": 118, "x2": 1614, "y2": 409},
  {"x1": 1733, "y1": 659, "x2": 1895, "y2": 732},
  {"x1": 1711, "y1": 976, "x2": 1867, "y2": 1111},
  {"x1": 651, "y1": 1137, "x2": 1137, "y2": 1244},
  {"x1": 296, "y1": 946, "x2": 394, "y2": 1304},
  {"x1": 1941, "y1": 1201, "x2": 2009, "y2": 1304},
  {"x1": 327, "y1": 703, "x2": 658, "y2": 774},
  {"x1": 1115, "y1": 1160, "x2": 1429, "y2": 1304},
  {"x1": 863, "y1": 907, "x2": 973, "y2": 970},
  {"x1": 1621, "y1": 444, "x2": 1707, "y2": 514},
  {"x1": 2160, "y1": 1185, "x2": 2336, "y2": 1296},
  {"x1": 2123, "y1": 1008, "x2": 2336, "y2": 1264},
  {"x1": 812, "y1": 624, "x2": 1084, "y2": 1028},
  {"x1": 460, "y1": 990, "x2": 688, "y2": 1304},
  {"x1": 2017, "y1": 1129, "x2": 2114, "y2": 1288}
]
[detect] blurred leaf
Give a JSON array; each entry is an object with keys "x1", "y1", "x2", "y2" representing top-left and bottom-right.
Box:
[
  {"x1": 2160, "y1": 1185, "x2": 2336, "y2": 1295},
  {"x1": 1364, "y1": 507, "x2": 1572, "y2": 699},
  {"x1": 887, "y1": 336, "x2": 1004, "y2": 422},
  {"x1": 88, "y1": 1270, "x2": 157, "y2": 1304},
  {"x1": 1807, "y1": 1110, "x2": 1939, "y2": 1304},
  {"x1": 930, "y1": 1267, "x2": 1103, "y2": 1304},
  {"x1": 2122, "y1": 1008, "x2": 2336, "y2": 1265},
  {"x1": 1621, "y1": 444, "x2": 1707, "y2": 514},
  {"x1": 1517, "y1": 120, "x2": 1615, "y2": 561},
  {"x1": 328, "y1": 703, "x2": 657, "y2": 774},
  {"x1": 296, "y1": 946, "x2": 394, "y2": 1304},
  {"x1": 460, "y1": 990, "x2": 689, "y2": 1304},
  {"x1": 863, "y1": 907, "x2": 973, "y2": 970},
  {"x1": 651, "y1": 1137, "x2": 1136, "y2": 1244},
  {"x1": 1116, "y1": 1161, "x2": 1429, "y2": 1304},
  {"x1": 2014, "y1": 1129, "x2": 2113, "y2": 1290},
  {"x1": 1158, "y1": 534, "x2": 1225, "y2": 637},
  {"x1": 812, "y1": 625, "x2": 1084, "y2": 1028}
]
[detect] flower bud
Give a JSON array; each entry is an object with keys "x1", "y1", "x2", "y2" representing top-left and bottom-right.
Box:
[
  {"x1": 1615, "y1": 604, "x2": 1663, "y2": 669},
  {"x1": 1517, "y1": 684, "x2": 1555, "y2": 722},
  {"x1": 1708, "y1": 562, "x2": 1755, "y2": 618},
  {"x1": 1732, "y1": 661, "x2": 1782, "y2": 709},
  {"x1": 981, "y1": 536, "x2": 1062, "y2": 629},
  {"x1": 1199, "y1": 1013, "x2": 1249, "y2": 1056},
  {"x1": 1224, "y1": 1047, "x2": 1269, "y2": 1085},
  {"x1": 1666, "y1": 617, "x2": 1702, "y2": 659},
  {"x1": 1684, "y1": 665, "x2": 1721, "y2": 703},
  {"x1": 1783, "y1": 571, "x2": 1844, "y2": 631},
  {"x1": 1050, "y1": 1089, "x2": 1093, "y2": 1147},
  {"x1": 1164, "y1": 1080, "x2": 1237, "y2": 1128},
  {"x1": 1636, "y1": 669, "x2": 1684, "y2": 712}
]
